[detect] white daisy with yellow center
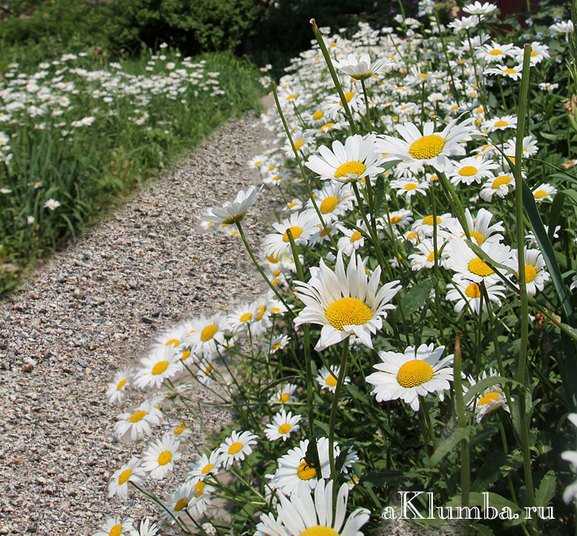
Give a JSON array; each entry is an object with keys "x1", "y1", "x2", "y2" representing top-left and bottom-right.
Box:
[
  {"x1": 412, "y1": 212, "x2": 451, "y2": 236},
  {"x1": 185, "y1": 314, "x2": 226, "y2": 356},
  {"x1": 271, "y1": 383, "x2": 298, "y2": 405},
  {"x1": 264, "y1": 409, "x2": 302, "y2": 441},
  {"x1": 441, "y1": 208, "x2": 505, "y2": 247},
  {"x1": 449, "y1": 156, "x2": 498, "y2": 186},
  {"x1": 308, "y1": 183, "x2": 354, "y2": 221},
  {"x1": 294, "y1": 252, "x2": 401, "y2": 351},
  {"x1": 106, "y1": 370, "x2": 130, "y2": 404},
  {"x1": 142, "y1": 434, "x2": 181, "y2": 480},
  {"x1": 226, "y1": 302, "x2": 259, "y2": 333},
  {"x1": 483, "y1": 115, "x2": 517, "y2": 132},
  {"x1": 115, "y1": 399, "x2": 163, "y2": 442},
  {"x1": 384, "y1": 209, "x2": 413, "y2": 228},
  {"x1": 134, "y1": 346, "x2": 181, "y2": 389},
  {"x1": 187, "y1": 477, "x2": 216, "y2": 515},
  {"x1": 316, "y1": 365, "x2": 350, "y2": 394},
  {"x1": 334, "y1": 52, "x2": 386, "y2": 81},
  {"x1": 465, "y1": 369, "x2": 509, "y2": 422},
  {"x1": 377, "y1": 118, "x2": 475, "y2": 172},
  {"x1": 108, "y1": 458, "x2": 144, "y2": 498},
  {"x1": 366, "y1": 343, "x2": 454, "y2": 411},
  {"x1": 257, "y1": 479, "x2": 369, "y2": 536},
  {"x1": 480, "y1": 173, "x2": 515, "y2": 201},
  {"x1": 390, "y1": 177, "x2": 429, "y2": 198},
  {"x1": 336, "y1": 221, "x2": 366, "y2": 256},
  {"x1": 531, "y1": 183, "x2": 557, "y2": 203},
  {"x1": 504, "y1": 135, "x2": 539, "y2": 162},
  {"x1": 94, "y1": 517, "x2": 134, "y2": 536},
  {"x1": 507, "y1": 248, "x2": 550, "y2": 296},
  {"x1": 445, "y1": 238, "x2": 513, "y2": 283},
  {"x1": 217, "y1": 430, "x2": 258, "y2": 469},
  {"x1": 408, "y1": 238, "x2": 448, "y2": 271},
  {"x1": 446, "y1": 274, "x2": 507, "y2": 314},
  {"x1": 270, "y1": 334, "x2": 290, "y2": 354},
  {"x1": 187, "y1": 449, "x2": 221, "y2": 482},
  {"x1": 486, "y1": 64, "x2": 522, "y2": 80},
  {"x1": 305, "y1": 134, "x2": 384, "y2": 183},
  {"x1": 263, "y1": 209, "x2": 317, "y2": 257},
  {"x1": 477, "y1": 41, "x2": 515, "y2": 62},
  {"x1": 166, "y1": 482, "x2": 194, "y2": 519},
  {"x1": 203, "y1": 185, "x2": 260, "y2": 226}
]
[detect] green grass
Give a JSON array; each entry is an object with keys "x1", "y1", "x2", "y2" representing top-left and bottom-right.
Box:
[{"x1": 0, "y1": 51, "x2": 262, "y2": 295}]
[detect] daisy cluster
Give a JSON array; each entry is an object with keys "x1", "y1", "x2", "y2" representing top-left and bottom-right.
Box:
[{"x1": 99, "y1": 2, "x2": 577, "y2": 535}]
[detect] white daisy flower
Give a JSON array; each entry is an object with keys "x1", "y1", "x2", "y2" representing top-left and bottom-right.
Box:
[
  {"x1": 511, "y1": 42, "x2": 549, "y2": 66},
  {"x1": 409, "y1": 238, "x2": 448, "y2": 271},
  {"x1": 336, "y1": 222, "x2": 366, "y2": 256},
  {"x1": 294, "y1": 251, "x2": 401, "y2": 351},
  {"x1": 384, "y1": 209, "x2": 413, "y2": 228},
  {"x1": 390, "y1": 177, "x2": 429, "y2": 198},
  {"x1": 166, "y1": 483, "x2": 194, "y2": 519},
  {"x1": 270, "y1": 334, "x2": 290, "y2": 354},
  {"x1": 226, "y1": 302, "x2": 259, "y2": 332},
  {"x1": 324, "y1": 89, "x2": 365, "y2": 120},
  {"x1": 264, "y1": 410, "x2": 302, "y2": 441},
  {"x1": 188, "y1": 478, "x2": 215, "y2": 515},
  {"x1": 263, "y1": 210, "x2": 317, "y2": 257},
  {"x1": 142, "y1": 434, "x2": 181, "y2": 479},
  {"x1": 170, "y1": 420, "x2": 192, "y2": 441},
  {"x1": 334, "y1": 52, "x2": 386, "y2": 80},
  {"x1": 449, "y1": 156, "x2": 498, "y2": 186},
  {"x1": 550, "y1": 20, "x2": 574, "y2": 39},
  {"x1": 463, "y1": 1, "x2": 498, "y2": 16},
  {"x1": 187, "y1": 449, "x2": 221, "y2": 482},
  {"x1": 184, "y1": 314, "x2": 226, "y2": 356},
  {"x1": 115, "y1": 400, "x2": 163, "y2": 442},
  {"x1": 477, "y1": 41, "x2": 516, "y2": 63},
  {"x1": 308, "y1": 183, "x2": 354, "y2": 220},
  {"x1": 316, "y1": 365, "x2": 350, "y2": 393},
  {"x1": 366, "y1": 343, "x2": 454, "y2": 411},
  {"x1": 305, "y1": 134, "x2": 384, "y2": 183},
  {"x1": 203, "y1": 186, "x2": 260, "y2": 226},
  {"x1": 44, "y1": 198, "x2": 61, "y2": 210},
  {"x1": 134, "y1": 346, "x2": 181, "y2": 389},
  {"x1": 465, "y1": 369, "x2": 509, "y2": 422},
  {"x1": 504, "y1": 135, "x2": 539, "y2": 161},
  {"x1": 480, "y1": 173, "x2": 515, "y2": 201},
  {"x1": 484, "y1": 115, "x2": 517, "y2": 132},
  {"x1": 412, "y1": 212, "x2": 451, "y2": 236},
  {"x1": 532, "y1": 183, "x2": 557, "y2": 203},
  {"x1": 506, "y1": 248, "x2": 550, "y2": 296},
  {"x1": 486, "y1": 64, "x2": 523, "y2": 80},
  {"x1": 446, "y1": 274, "x2": 507, "y2": 314},
  {"x1": 129, "y1": 519, "x2": 158, "y2": 536},
  {"x1": 256, "y1": 479, "x2": 369, "y2": 535},
  {"x1": 562, "y1": 414, "x2": 577, "y2": 503},
  {"x1": 442, "y1": 208, "x2": 505, "y2": 246},
  {"x1": 108, "y1": 458, "x2": 144, "y2": 498},
  {"x1": 445, "y1": 238, "x2": 512, "y2": 283},
  {"x1": 95, "y1": 517, "x2": 134, "y2": 536},
  {"x1": 217, "y1": 430, "x2": 258, "y2": 468},
  {"x1": 271, "y1": 383, "x2": 298, "y2": 405},
  {"x1": 106, "y1": 370, "x2": 130, "y2": 404}
]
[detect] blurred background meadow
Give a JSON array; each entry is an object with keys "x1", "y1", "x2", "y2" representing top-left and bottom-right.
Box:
[{"x1": 0, "y1": 0, "x2": 565, "y2": 294}]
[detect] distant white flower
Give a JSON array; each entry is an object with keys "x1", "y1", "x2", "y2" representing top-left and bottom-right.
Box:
[
  {"x1": 204, "y1": 186, "x2": 260, "y2": 225},
  {"x1": 334, "y1": 53, "x2": 386, "y2": 80},
  {"x1": 463, "y1": 1, "x2": 498, "y2": 17},
  {"x1": 44, "y1": 198, "x2": 61, "y2": 210}
]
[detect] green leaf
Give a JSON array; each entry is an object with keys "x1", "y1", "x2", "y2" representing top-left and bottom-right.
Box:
[
  {"x1": 429, "y1": 427, "x2": 470, "y2": 467},
  {"x1": 399, "y1": 278, "x2": 435, "y2": 316},
  {"x1": 362, "y1": 470, "x2": 403, "y2": 486},
  {"x1": 535, "y1": 470, "x2": 556, "y2": 507},
  {"x1": 374, "y1": 175, "x2": 385, "y2": 213},
  {"x1": 522, "y1": 182, "x2": 573, "y2": 320}
]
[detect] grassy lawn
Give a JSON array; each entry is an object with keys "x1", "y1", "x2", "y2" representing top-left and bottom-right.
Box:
[{"x1": 0, "y1": 50, "x2": 262, "y2": 294}]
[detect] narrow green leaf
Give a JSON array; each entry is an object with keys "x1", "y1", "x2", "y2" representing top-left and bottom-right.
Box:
[
  {"x1": 429, "y1": 427, "x2": 470, "y2": 466},
  {"x1": 399, "y1": 278, "x2": 435, "y2": 316},
  {"x1": 535, "y1": 470, "x2": 556, "y2": 507}
]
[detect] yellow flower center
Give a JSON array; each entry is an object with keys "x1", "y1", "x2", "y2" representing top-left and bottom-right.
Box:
[
  {"x1": 166, "y1": 338, "x2": 181, "y2": 348},
  {"x1": 334, "y1": 160, "x2": 366, "y2": 180},
  {"x1": 524, "y1": 264, "x2": 538, "y2": 283},
  {"x1": 492, "y1": 175, "x2": 511, "y2": 189},
  {"x1": 227, "y1": 441, "x2": 244, "y2": 455},
  {"x1": 403, "y1": 182, "x2": 418, "y2": 191},
  {"x1": 313, "y1": 110, "x2": 324, "y2": 120},
  {"x1": 488, "y1": 48, "x2": 503, "y2": 56},
  {"x1": 151, "y1": 360, "x2": 169, "y2": 376},
  {"x1": 465, "y1": 282, "x2": 481, "y2": 298},
  {"x1": 200, "y1": 323, "x2": 218, "y2": 342},
  {"x1": 194, "y1": 480, "x2": 206, "y2": 497},
  {"x1": 494, "y1": 119, "x2": 509, "y2": 128},
  {"x1": 282, "y1": 226, "x2": 304, "y2": 242},
  {"x1": 325, "y1": 297, "x2": 373, "y2": 330},
  {"x1": 469, "y1": 230, "x2": 486, "y2": 245},
  {"x1": 117, "y1": 467, "x2": 132, "y2": 486},
  {"x1": 128, "y1": 410, "x2": 147, "y2": 423},
  {"x1": 300, "y1": 527, "x2": 339, "y2": 536},
  {"x1": 278, "y1": 423, "x2": 293, "y2": 434},
  {"x1": 458, "y1": 165, "x2": 478, "y2": 177},
  {"x1": 201, "y1": 463, "x2": 215, "y2": 475},
  {"x1": 396, "y1": 359, "x2": 434, "y2": 388},
  {"x1": 350, "y1": 230, "x2": 362, "y2": 242},
  {"x1": 319, "y1": 195, "x2": 340, "y2": 214},
  {"x1": 320, "y1": 122, "x2": 335, "y2": 132},
  {"x1": 174, "y1": 422, "x2": 187, "y2": 436},
  {"x1": 408, "y1": 134, "x2": 446, "y2": 160},
  {"x1": 344, "y1": 90, "x2": 355, "y2": 102},
  {"x1": 422, "y1": 214, "x2": 441, "y2": 226},
  {"x1": 389, "y1": 215, "x2": 402, "y2": 224},
  {"x1": 322, "y1": 373, "x2": 337, "y2": 389},
  {"x1": 297, "y1": 460, "x2": 317, "y2": 480},
  {"x1": 294, "y1": 138, "x2": 305, "y2": 151},
  {"x1": 116, "y1": 378, "x2": 127, "y2": 391},
  {"x1": 239, "y1": 312, "x2": 253, "y2": 323},
  {"x1": 468, "y1": 257, "x2": 494, "y2": 277},
  {"x1": 157, "y1": 450, "x2": 173, "y2": 466},
  {"x1": 478, "y1": 390, "x2": 501, "y2": 406},
  {"x1": 426, "y1": 251, "x2": 436, "y2": 263},
  {"x1": 256, "y1": 304, "x2": 267, "y2": 321},
  {"x1": 266, "y1": 254, "x2": 279, "y2": 263},
  {"x1": 109, "y1": 525, "x2": 123, "y2": 536},
  {"x1": 406, "y1": 230, "x2": 418, "y2": 241},
  {"x1": 279, "y1": 392, "x2": 290, "y2": 403},
  {"x1": 533, "y1": 189, "x2": 547, "y2": 200},
  {"x1": 180, "y1": 349, "x2": 191, "y2": 361},
  {"x1": 174, "y1": 497, "x2": 189, "y2": 512},
  {"x1": 504, "y1": 67, "x2": 518, "y2": 76}
]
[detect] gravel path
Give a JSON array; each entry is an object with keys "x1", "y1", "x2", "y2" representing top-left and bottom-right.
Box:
[{"x1": 0, "y1": 114, "x2": 270, "y2": 535}]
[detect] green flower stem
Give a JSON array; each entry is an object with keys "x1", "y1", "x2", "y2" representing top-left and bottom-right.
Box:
[
  {"x1": 310, "y1": 19, "x2": 357, "y2": 133},
  {"x1": 286, "y1": 228, "x2": 315, "y2": 437},
  {"x1": 360, "y1": 79, "x2": 372, "y2": 128},
  {"x1": 180, "y1": 360, "x2": 230, "y2": 404},
  {"x1": 453, "y1": 334, "x2": 470, "y2": 507},
  {"x1": 433, "y1": 11, "x2": 461, "y2": 106},
  {"x1": 513, "y1": 44, "x2": 536, "y2": 509},
  {"x1": 328, "y1": 343, "x2": 350, "y2": 509},
  {"x1": 229, "y1": 467, "x2": 266, "y2": 501},
  {"x1": 235, "y1": 221, "x2": 294, "y2": 317}
]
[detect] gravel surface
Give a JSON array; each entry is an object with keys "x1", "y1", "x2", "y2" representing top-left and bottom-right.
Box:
[{"x1": 0, "y1": 113, "x2": 270, "y2": 535}]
